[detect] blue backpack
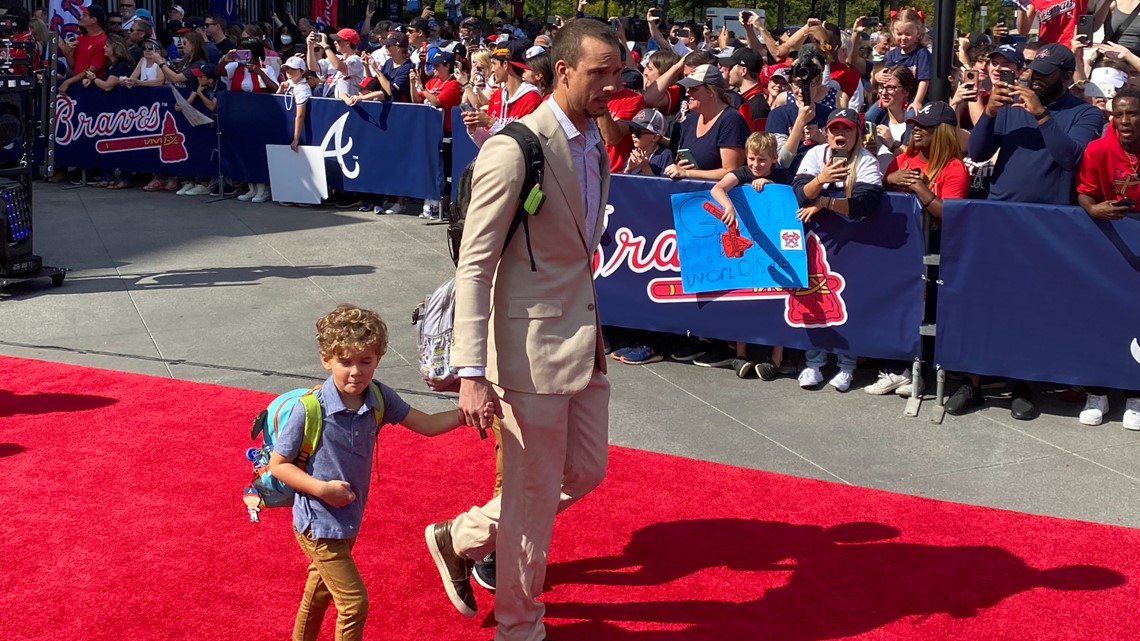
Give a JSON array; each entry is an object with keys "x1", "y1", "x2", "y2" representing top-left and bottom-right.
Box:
[{"x1": 243, "y1": 383, "x2": 384, "y2": 522}]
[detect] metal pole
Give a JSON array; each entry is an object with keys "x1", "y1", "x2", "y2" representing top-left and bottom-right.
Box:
[{"x1": 929, "y1": 0, "x2": 957, "y2": 101}]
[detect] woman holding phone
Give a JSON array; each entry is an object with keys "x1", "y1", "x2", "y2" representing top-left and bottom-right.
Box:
[
  {"x1": 791, "y1": 107, "x2": 884, "y2": 392},
  {"x1": 662, "y1": 64, "x2": 749, "y2": 181},
  {"x1": 224, "y1": 38, "x2": 278, "y2": 203}
]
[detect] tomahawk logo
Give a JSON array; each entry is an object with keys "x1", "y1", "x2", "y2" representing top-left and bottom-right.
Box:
[
  {"x1": 319, "y1": 113, "x2": 361, "y2": 179},
  {"x1": 54, "y1": 96, "x2": 188, "y2": 163}
]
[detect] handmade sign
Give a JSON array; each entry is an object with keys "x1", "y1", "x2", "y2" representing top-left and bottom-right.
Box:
[{"x1": 670, "y1": 184, "x2": 807, "y2": 293}]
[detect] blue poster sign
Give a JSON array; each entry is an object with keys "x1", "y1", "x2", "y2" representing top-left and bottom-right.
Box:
[
  {"x1": 217, "y1": 92, "x2": 445, "y2": 200},
  {"x1": 53, "y1": 86, "x2": 217, "y2": 177},
  {"x1": 671, "y1": 184, "x2": 807, "y2": 293},
  {"x1": 937, "y1": 200, "x2": 1140, "y2": 390},
  {"x1": 595, "y1": 175, "x2": 926, "y2": 361}
]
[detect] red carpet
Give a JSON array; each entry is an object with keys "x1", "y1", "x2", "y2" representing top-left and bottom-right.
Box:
[{"x1": 1, "y1": 355, "x2": 1138, "y2": 641}]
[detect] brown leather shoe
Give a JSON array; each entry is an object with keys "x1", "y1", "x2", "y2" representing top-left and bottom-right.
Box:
[{"x1": 425, "y1": 520, "x2": 477, "y2": 617}]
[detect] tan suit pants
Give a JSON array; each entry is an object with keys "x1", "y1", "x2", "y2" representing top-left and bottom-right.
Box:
[{"x1": 451, "y1": 368, "x2": 610, "y2": 641}]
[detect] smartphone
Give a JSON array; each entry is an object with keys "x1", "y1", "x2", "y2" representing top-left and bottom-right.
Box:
[
  {"x1": 1077, "y1": 14, "x2": 1094, "y2": 42},
  {"x1": 1115, "y1": 197, "x2": 1136, "y2": 208},
  {"x1": 964, "y1": 69, "x2": 977, "y2": 86},
  {"x1": 998, "y1": 68, "x2": 1014, "y2": 85},
  {"x1": 863, "y1": 121, "x2": 875, "y2": 145},
  {"x1": 676, "y1": 28, "x2": 690, "y2": 38},
  {"x1": 367, "y1": 0, "x2": 375, "y2": 11},
  {"x1": 649, "y1": 8, "x2": 661, "y2": 19},
  {"x1": 234, "y1": 49, "x2": 252, "y2": 63},
  {"x1": 863, "y1": 17, "x2": 879, "y2": 27},
  {"x1": 832, "y1": 148, "x2": 848, "y2": 163},
  {"x1": 740, "y1": 10, "x2": 753, "y2": 21},
  {"x1": 998, "y1": 12, "x2": 1007, "y2": 24},
  {"x1": 460, "y1": 101, "x2": 476, "y2": 112},
  {"x1": 677, "y1": 148, "x2": 698, "y2": 166}
]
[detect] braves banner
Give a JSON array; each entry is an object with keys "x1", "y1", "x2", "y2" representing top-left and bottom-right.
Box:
[
  {"x1": 595, "y1": 176, "x2": 927, "y2": 361},
  {"x1": 208, "y1": 0, "x2": 238, "y2": 30},
  {"x1": 217, "y1": 92, "x2": 444, "y2": 201},
  {"x1": 53, "y1": 86, "x2": 217, "y2": 177},
  {"x1": 451, "y1": 107, "x2": 477, "y2": 199},
  {"x1": 937, "y1": 201, "x2": 1140, "y2": 390},
  {"x1": 49, "y1": 0, "x2": 88, "y2": 38},
  {"x1": 312, "y1": 0, "x2": 339, "y2": 31}
]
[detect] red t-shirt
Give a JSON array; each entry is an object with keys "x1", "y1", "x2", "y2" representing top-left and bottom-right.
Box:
[
  {"x1": 421, "y1": 77, "x2": 462, "y2": 133},
  {"x1": 886, "y1": 152, "x2": 970, "y2": 199},
  {"x1": 830, "y1": 62, "x2": 861, "y2": 97},
  {"x1": 1032, "y1": 0, "x2": 1088, "y2": 45},
  {"x1": 1076, "y1": 127, "x2": 1140, "y2": 208},
  {"x1": 606, "y1": 88, "x2": 646, "y2": 173},
  {"x1": 737, "y1": 83, "x2": 767, "y2": 132},
  {"x1": 663, "y1": 84, "x2": 683, "y2": 116},
  {"x1": 73, "y1": 31, "x2": 107, "y2": 77},
  {"x1": 487, "y1": 84, "x2": 544, "y2": 121}
]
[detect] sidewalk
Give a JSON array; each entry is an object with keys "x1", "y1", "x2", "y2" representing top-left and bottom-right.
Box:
[{"x1": 4, "y1": 182, "x2": 1139, "y2": 527}]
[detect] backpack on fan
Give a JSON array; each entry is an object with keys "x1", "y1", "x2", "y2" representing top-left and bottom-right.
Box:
[
  {"x1": 417, "y1": 121, "x2": 545, "y2": 392},
  {"x1": 242, "y1": 383, "x2": 384, "y2": 522}
]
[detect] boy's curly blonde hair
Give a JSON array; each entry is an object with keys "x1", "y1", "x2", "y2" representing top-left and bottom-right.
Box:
[{"x1": 315, "y1": 304, "x2": 389, "y2": 359}]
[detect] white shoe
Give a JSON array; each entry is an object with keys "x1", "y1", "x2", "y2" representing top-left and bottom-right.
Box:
[
  {"x1": 251, "y1": 183, "x2": 269, "y2": 203},
  {"x1": 422, "y1": 199, "x2": 441, "y2": 219},
  {"x1": 896, "y1": 383, "x2": 913, "y2": 398},
  {"x1": 175, "y1": 183, "x2": 194, "y2": 195},
  {"x1": 237, "y1": 182, "x2": 257, "y2": 201},
  {"x1": 385, "y1": 202, "x2": 406, "y2": 215},
  {"x1": 1123, "y1": 398, "x2": 1140, "y2": 431},
  {"x1": 864, "y1": 371, "x2": 911, "y2": 395},
  {"x1": 829, "y1": 369, "x2": 854, "y2": 393},
  {"x1": 185, "y1": 184, "x2": 211, "y2": 196},
  {"x1": 1079, "y1": 394, "x2": 1110, "y2": 426},
  {"x1": 798, "y1": 367, "x2": 823, "y2": 388}
]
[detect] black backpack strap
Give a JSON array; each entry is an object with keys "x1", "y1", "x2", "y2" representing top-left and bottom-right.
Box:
[{"x1": 496, "y1": 121, "x2": 545, "y2": 272}]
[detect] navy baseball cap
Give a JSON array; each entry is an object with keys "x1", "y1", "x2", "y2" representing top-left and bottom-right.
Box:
[
  {"x1": 1028, "y1": 43, "x2": 1076, "y2": 74},
  {"x1": 907, "y1": 101, "x2": 958, "y2": 127},
  {"x1": 990, "y1": 44, "x2": 1023, "y2": 67},
  {"x1": 826, "y1": 107, "x2": 862, "y2": 129}
]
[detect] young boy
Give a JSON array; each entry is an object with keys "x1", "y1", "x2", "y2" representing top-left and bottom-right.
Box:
[
  {"x1": 269, "y1": 304, "x2": 473, "y2": 641},
  {"x1": 709, "y1": 132, "x2": 793, "y2": 380},
  {"x1": 621, "y1": 107, "x2": 674, "y2": 176}
]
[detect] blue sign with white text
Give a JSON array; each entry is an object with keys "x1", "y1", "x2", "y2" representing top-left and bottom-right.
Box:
[{"x1": 671, "y1": 184, "x2": 807, "y2": 293}]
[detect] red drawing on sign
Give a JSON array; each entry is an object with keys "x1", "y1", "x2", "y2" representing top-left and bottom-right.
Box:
[
  {"x1": 720, "y1": 225, "x2": 754, "y2": 258},
  {"x1": 94, "y1": 112, "x2": 188, "y2": 163},
  {"x1": 645, "y1": 232, "x2": 847, "y2": 328}
]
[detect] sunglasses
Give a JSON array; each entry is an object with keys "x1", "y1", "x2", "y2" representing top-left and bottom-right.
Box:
[
  {"x1": 109, "y1": 20, "x2": 123, "y2": 25},
  {"x1": 120, "y1": 3, "x2": 134, "y2": 7}
]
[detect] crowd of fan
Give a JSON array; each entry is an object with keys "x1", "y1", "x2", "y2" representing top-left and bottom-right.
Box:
[{"x1": 44, "y1": 1, "x2": 1139, "y2": 429}]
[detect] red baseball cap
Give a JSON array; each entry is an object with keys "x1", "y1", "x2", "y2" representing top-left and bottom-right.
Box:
[{"x1": 332, "y1": 28, "x2": 360, "y2": 46}]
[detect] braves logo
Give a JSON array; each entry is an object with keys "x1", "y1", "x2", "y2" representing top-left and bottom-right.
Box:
[
  {"x1": 54, "y1": 96, "x2": 188, "y2": 163},
  {"x1": 593, "y1": 220, "x2": 848, "y2": 328},
  {"x1": 319, "y1": 113, "x2": 360, "y2": 179}
]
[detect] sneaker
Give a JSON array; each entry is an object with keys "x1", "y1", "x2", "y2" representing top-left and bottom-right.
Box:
[
  {"x1": 472, "y1": 553, "x2": 496, "y2": 592},
  {"x1": 864, "y1": 371, "x2": 911, "y2": 395},
  {"x1": 385, "y1": 202, "x2": 406, "y2": 215},
  {"x1": 1124, "y1": 398, "x2": 1140, "y2": 431},
  {"x1": 237, "y1": 183, "x2": 257, "y2": 201},
  {"x1": 185, "y1": 184, "x2": 211, "y2": 196},
  {"x1": 251, "y1": 184, "x2": 270, "y2": 203},
  {"x1": 1079, "y1": 394, "x2": 1110, "y2": 426},
  {"x1": 733, "y1": 359, "x2": 755, "y2": 378},
  {"x1": 777, "y1": 360, "x2": 798, "y2": 376},
  {"x1": 829, "y1": 369, "x2": 854, "y2": 392},
  {"x1": 798, "y1": 366, "x2": 823, "y2": 388},
  {"x1": 424, "y1": 521, "x2": 477, "y2": 617},
  {"x1": 163, "y1": 178, "x2": 180, "y2": 191},
  {"x1": 175, "y1": 183, "x2": 194, "y2": 195},
  {"x1": 756, "y1": 360, "x2": 778, "y2": 381},
  {"x1": 693, "y1": 343, "x2": 736, "y2": 368},
  {"x1": 336, "y1": 193, "x2": 361, "y2": 209},
  {"x1": 896, "y1": 383, "x2": 914, "y2": 398},
  {"x1": 208, "y1": 180, "x2": 236, "y2": 197},
  {"x1": 373, "y1": 204, "x2": 387, "y2": 215},
  {"x1": 610, "y1": 345, "x2": 634, "y2": 361},
  {"x1": 423, "y1": 200, "x2": 441, "y2": 219},
  {"x1": 142, "y1": 178, "x2": 165, "y2": 192},
  {"x1": 671, "y1": 338, "x2": 708, "y2": 362},
  {"x1": 358, "y1": 203, "x2": 373, "y2": 212},
  {"x1": 945, "y1": 382, "x2": 983, "y2": 416},
  {"x1": 619, "y1": 344, "x2": 663, "y2": 365}
]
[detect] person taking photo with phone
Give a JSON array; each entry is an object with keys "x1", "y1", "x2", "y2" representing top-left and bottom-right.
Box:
[
  {"x1": 765, "y1": 51, "x2": 833, "y2": 172},
  {"x1": 791, "y1": 107, "x2": 884, "y2": 392}
]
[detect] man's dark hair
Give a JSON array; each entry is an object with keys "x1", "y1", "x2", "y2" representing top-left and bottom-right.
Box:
[
  {"x1": 647, "y1": 48, "x2": 680, "y2": 72},
  {"x1": 683, "y1": 49, "x2": 714, "y2": 68},
  {"x1": 1114, "y1": 86, "x2": 1140, "y2": 104},
  {"x1": 551, "y1": 16, "x2": 622, "y2": 69},
  {"x1": 1023, "y1": 38, "x2": 1042, "y2": 54},
  {"x1": 208, "y1": 13, "x2": 227, "y2": 30}
]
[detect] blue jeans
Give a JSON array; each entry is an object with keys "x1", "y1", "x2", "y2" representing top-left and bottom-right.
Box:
[{"x1": 806, "y1": 350, "x2": 856, "y2": 371}]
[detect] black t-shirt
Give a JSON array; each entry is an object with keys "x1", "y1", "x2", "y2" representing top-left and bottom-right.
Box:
[
  {"x1": 215, "y1": 38, "x2": 235, "y2": 56},
  {"x1": 105, "y1": 60, "x2": 132, "y2": 79},
  {"x1": 729, "y1": 165, "x2": 793, "y2": 187}
]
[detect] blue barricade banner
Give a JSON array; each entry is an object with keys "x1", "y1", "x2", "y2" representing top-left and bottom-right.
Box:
[
  {"x1": 671, "y1": 184, "x2": 808, "y2": 292},
  {"x1": 594, "y1": 176, "x2": 927, "y2": 361},
  {"x1": 450, "y1": 107, "x2": 478, "y2": 200},
  {"x1": 217, "y1": 92, "x2": 444, "y2": 200},
  {"x1": 53, "y1": 86, "x2": 217, "y2": 177},
  {"x1": 937, "y1": 201, "x2": 1140, "y2": 389}
]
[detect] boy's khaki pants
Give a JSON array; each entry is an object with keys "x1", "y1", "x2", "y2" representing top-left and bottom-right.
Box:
[{"x1": 293, "y1": 530, "x2": 368, "y2": 641}]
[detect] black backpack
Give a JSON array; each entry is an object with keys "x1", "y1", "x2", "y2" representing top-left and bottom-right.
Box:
[{"x1": 448, "y1": 121, "x2": 545, "y2": 271}]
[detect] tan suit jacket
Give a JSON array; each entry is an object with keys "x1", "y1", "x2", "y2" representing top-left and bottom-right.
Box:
[{"x1": 451, "y1": 101, "x2": 610, "y2": 395}]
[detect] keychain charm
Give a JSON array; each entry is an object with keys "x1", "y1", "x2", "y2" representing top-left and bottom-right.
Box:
[{"x1": 242, "y1": 486, "x2": 262, "y2": 523}]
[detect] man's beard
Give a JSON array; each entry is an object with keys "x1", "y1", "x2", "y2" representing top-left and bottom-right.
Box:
[{"x1": 1035, "y1": 78, "x2": 1066, "y2": 105}]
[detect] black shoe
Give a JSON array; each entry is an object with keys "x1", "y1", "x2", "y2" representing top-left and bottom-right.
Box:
[
  {"x1": 424, "y1": 521, "x2": 477, "y2": 617},
  {"x1": 693, "y1": 343, "x2": 736, "y2": 368},
  {"x1": 336, "y1": 193, "x2": 362, "y2": 209},
  {"x1": 1010, "y1": 382, "x2": 1039, "y2": 421},
  {"x1": 671, "y1": 338, "x2": 708, "y2": 362},
  {"x1": 733, "y1": 358, "x2": 754, "y2": 378},
  {"x1": 472, "y1": 552, "x2": 496, "y2": 591},
  {"x1": 757, "y1": 360, "x2": 778, "y2": 381},
  {"x1": 945, "y1": 381, "x2": 983, "y2": 416}
]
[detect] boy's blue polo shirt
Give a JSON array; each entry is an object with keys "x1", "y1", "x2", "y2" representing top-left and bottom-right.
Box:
[{"x1": 274, "y1": 376, "x2": 411, "y2": 539}]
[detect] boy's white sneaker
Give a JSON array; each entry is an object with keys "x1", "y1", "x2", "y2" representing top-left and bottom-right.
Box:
[
  {"x1": 237, "y1": 183, "x2": 257, "y2": 201},
  {"x1": 864, "y1": 371, "x2": 910, "y2": 395},
  {"x1": 252, "y1": 184, "x2": 270, "y2": 203},
  {"x1": 798, "y1": 367, "x2": 823, "y2": 388},
  {"x1": 1123, "y1": 398, "x2": 1140, "y2": 431},
  {"x1": 1079, "y1": 394, "x2": 1110, "y2": 426},
  {"x1": 185, "y1": 184, "x2": 211, "y2": 196},
  {"x1": 175, "y1": 183, "x2": 194, "y2": 195},
  {"x1": 386, "y1": 202, "x2": 406, "y2": 215},
  {"x1": 829, "y1": 369, "x2": 854, "y2": 393}
]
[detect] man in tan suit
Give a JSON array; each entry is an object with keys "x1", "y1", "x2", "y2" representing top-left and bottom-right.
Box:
[{"x1": 424, "y1": 19, "x2": 625, "y2": 641}]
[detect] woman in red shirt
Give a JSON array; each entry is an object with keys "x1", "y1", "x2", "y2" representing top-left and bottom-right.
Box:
[
  {"x1": 411, "y1": 50, "x2": 463, "y2": 219},
  {"x1": 883, "y1": 101, "x2": 969, "y2": 219}
]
